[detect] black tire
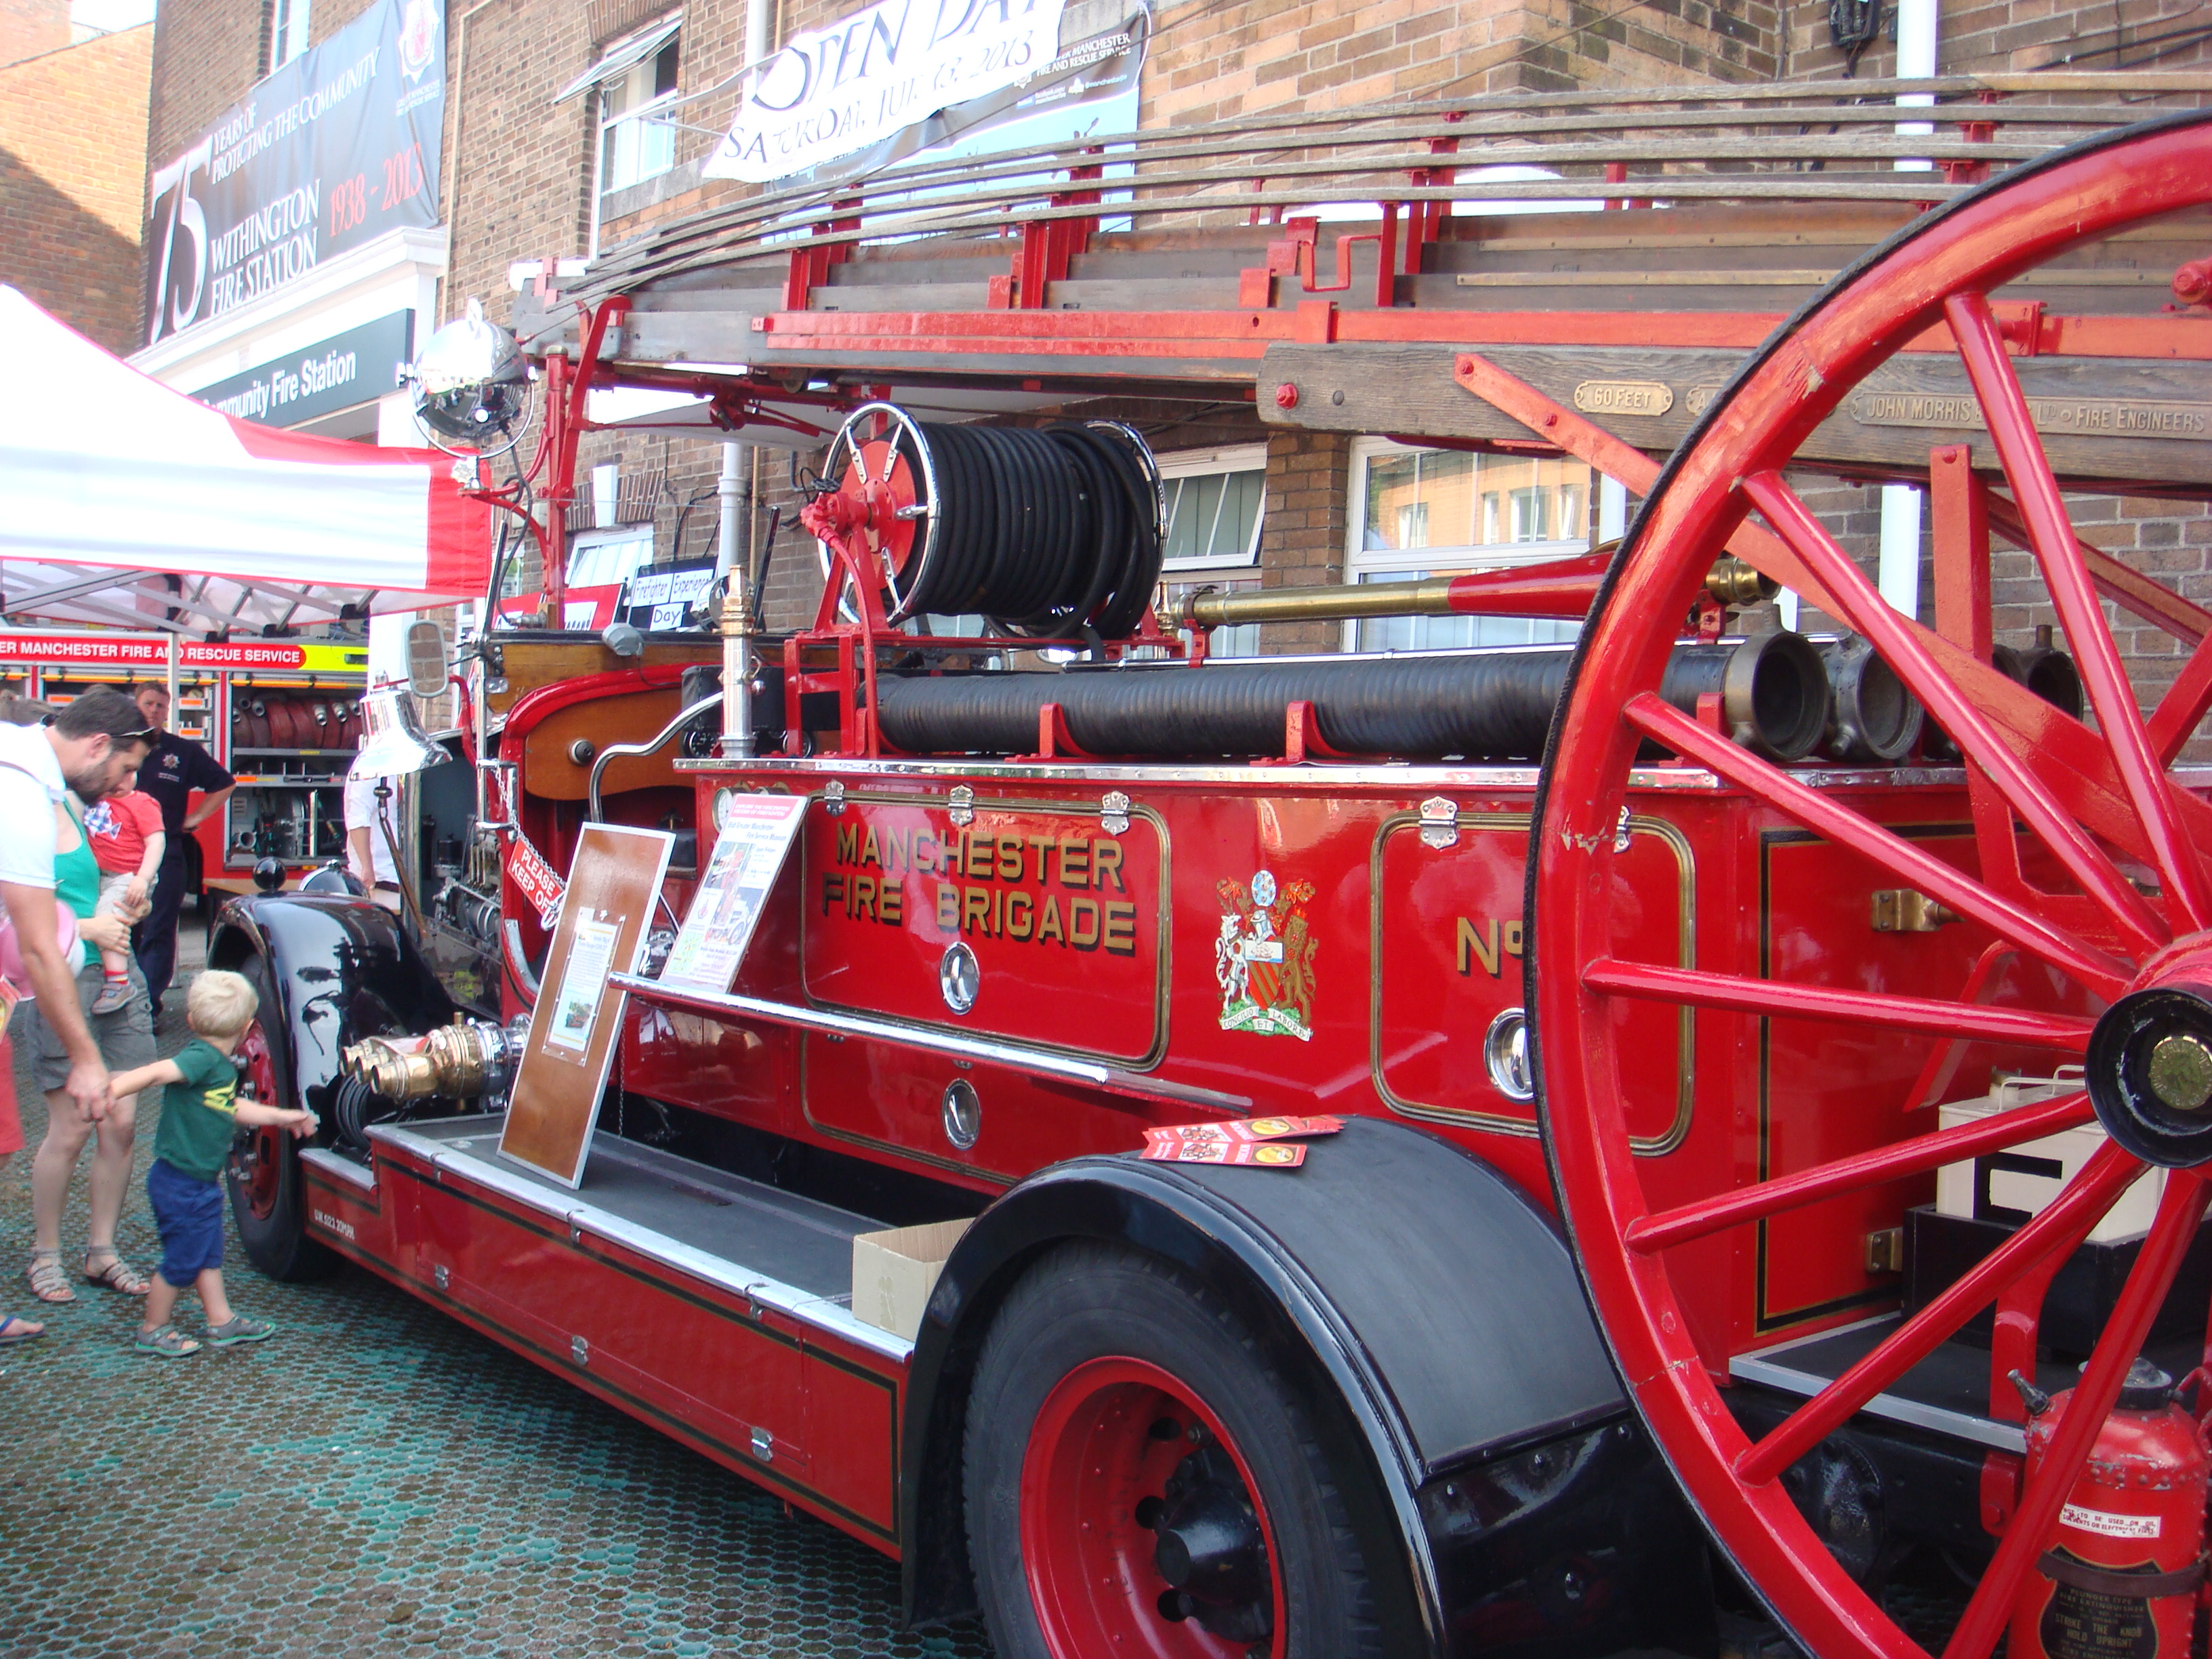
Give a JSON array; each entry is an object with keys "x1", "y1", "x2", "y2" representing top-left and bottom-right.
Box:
[
  {"x1": 964, "y1": 1241, "x2": 1382, "y2": 1659},
  {"x1": 226, "y1": 954, "x2": 340, "y2": 1282}
]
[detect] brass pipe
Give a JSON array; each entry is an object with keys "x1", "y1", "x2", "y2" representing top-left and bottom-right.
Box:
[
  {"x1": 1179, "y1": 577, "x2": 1471, "y2": 628},
  {"x1": 1174, "y1": 554, "x2": 1774, "y2": 630}
]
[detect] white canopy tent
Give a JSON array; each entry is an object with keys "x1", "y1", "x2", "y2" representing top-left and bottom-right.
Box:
[{"x1": 0, "y1": 287, "x2": 494, "y2": 635}]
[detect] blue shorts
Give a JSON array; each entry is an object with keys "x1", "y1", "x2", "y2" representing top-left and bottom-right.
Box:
[{"x1": 147, "y1": 1158, "x2": 224, "y2": 1286}]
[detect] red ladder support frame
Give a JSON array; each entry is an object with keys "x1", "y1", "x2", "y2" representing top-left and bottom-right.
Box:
[
  {"x1": 990, "y1": 158, "x2": 1103, "y2": 308},
  {"x1": 785, "y1": 201, "x2": 862, "y2": 310}
]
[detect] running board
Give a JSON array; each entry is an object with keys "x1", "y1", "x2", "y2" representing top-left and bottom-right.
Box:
[
  {"x1": 1729, "y1": 1314, "x2": 2206, "y2": 1455},
  {"x1": 298, "y1": 1114, "x2": 922, "y2": 1551},
  {"x1": 360, "y1": 1117, "x2": 914, "y2": 1361},
  {"x1": 1729, "y1": 1316, "x2": 2027, "y2": 1453}
]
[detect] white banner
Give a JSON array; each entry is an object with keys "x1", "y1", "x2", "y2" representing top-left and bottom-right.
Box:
[{"x1": 705, "y1": 0, "x2": 1067, "y2": 183}]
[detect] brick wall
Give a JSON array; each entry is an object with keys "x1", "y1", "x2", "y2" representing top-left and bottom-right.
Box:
[
  {"x1": 1256, "y1": 428, "x2": 1351, "y2": 653},
  {"x1": 0, "y1": 23, "x2": 152, "y2": 353},
  {"x1": 145, "y1": 0, "x2": 271, "y2": 180},
  {"x1": 1144, "y1": 0, "x2": 1778, "y2": 131},
  {"x1": 1786, "y1": 0, "x2": 2212, "y2": 80},
  {"x1": 0, "y1": 0, "x2": 63, "y2": 68}
]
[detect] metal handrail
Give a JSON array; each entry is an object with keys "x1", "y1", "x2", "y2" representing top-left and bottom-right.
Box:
[{"x1": 586, "y1": 693, "x2": 722, "y2": 821}]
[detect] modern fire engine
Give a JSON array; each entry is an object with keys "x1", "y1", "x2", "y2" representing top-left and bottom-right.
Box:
[
  {"x1": 1, "y1": 632, "x2": 369, "y2": 899},
  {"x1": 205, "y1": 78, "x2": 2212, "y2": 1659}
]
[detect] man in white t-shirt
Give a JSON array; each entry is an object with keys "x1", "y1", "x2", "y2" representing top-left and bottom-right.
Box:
[
  {"x1": 0, "y1": 689, "x2": 157, "y2": 1124},
  {"x1": 344, "y1": 770, "x2": 401, "y2": 901}
]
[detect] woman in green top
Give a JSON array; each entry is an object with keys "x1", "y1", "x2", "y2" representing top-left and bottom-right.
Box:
[{"x1": 23, "y1": 790, "x2": 155, "y2": 1305}]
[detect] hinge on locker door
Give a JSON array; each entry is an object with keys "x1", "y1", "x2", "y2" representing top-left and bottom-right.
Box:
[
  {"x1": 1419, "y1": 796, "x2": 1459, "y2": 849},
  {"x1": 1872, "y1": 890, "x2": 1957, "y2": 932}
]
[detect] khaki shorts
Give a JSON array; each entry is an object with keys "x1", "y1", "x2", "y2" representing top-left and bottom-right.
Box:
[{"x1": 19, "y1": 957, "x2": 155, "y2": 1092}]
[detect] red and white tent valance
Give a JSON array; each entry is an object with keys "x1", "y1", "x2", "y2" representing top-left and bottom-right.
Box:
[{"x1": 0, "y1": 286, "x2": 492, "y2": 626}]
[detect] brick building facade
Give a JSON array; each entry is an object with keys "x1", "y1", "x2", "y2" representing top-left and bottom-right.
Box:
[
  {"x1": 0, "y1": 0, "x2": 150, "y2": 355},
  {"x1": 132, "y1": 0, "x2": 2212, "y2": 652}
]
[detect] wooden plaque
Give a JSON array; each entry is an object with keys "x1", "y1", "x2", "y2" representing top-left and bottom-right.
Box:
[{"x1": 499, "y1": 822, "x2": 674, "y2": 1187}]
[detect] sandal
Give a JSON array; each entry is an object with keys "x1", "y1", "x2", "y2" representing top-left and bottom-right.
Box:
[
  {"x1": 26, "y1": 1250, "x2": 75, "y2": 1304},
  {"x1": 205, "y1": 1315, "x2": 273, "y2": 1347},
  {"x1": 0, "y1": 1313, "x2": 44, "y2": 1345},
  {"x1": 131, "y1": 1324, "x2": 200, "y2": 1359},
  {"x1": 83, "y1": 1248, "x2": 149, "y2": 1296}
]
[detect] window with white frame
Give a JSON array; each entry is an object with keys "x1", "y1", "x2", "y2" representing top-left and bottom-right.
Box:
[
  {"x1": 568, "y1": 525, "x2": 655, "y2": 590},
  {"x1": 1157, "y1": 444, "x2": 1266, "y2": 657},
  {"x1": 1347, "y1": 438, "x2": 1597, "y2": 653},
  {"x1": 600, "y1": 37, "x2": 682, "y2": 195},
  {"x1": 268, "y1": 0, "x2": 309, "y2": 68}
]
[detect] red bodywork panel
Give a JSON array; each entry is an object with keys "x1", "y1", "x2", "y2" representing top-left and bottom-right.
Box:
[{"x1": 607, "y1": 763, "x2": 2068, "y2": 1369}]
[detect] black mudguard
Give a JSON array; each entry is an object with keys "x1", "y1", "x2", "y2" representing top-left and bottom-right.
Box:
[
  {"x1": 902, "y1": 1115, "x2": 1714, "y2": 1659},
  {"x1": 208, "y1": 894, "x2": 456, "y2": 1118}
]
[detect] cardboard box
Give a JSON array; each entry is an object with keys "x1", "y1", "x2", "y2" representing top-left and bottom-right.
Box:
[
  {"x1": 851, "y1": 1218, "x2": 972, "y2": 1342},
  {"x1": 1937, "y1": 1070, "x2": 2162, "y2": 1244}
]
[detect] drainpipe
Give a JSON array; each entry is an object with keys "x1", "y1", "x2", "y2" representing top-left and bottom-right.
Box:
[
  {"x1": 745, "y1": 0, "x2": 771, "y2": 77},
  {"x1": 717, "y1": 440, "x2": 756, "y2": 759},
  {"x1": 1879, "y1": 0, "x2": 1940, "y2": 619},
  {"x1": 718, "y1": 0, "x2": 771, "y2": 760}
]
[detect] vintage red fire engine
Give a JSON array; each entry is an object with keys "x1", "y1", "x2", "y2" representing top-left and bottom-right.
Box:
[{"x1": 210, "y1": 80, "x2": 2212, "y2": 1659}]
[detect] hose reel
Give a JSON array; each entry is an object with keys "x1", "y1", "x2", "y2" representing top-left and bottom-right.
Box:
[{"x1": 811, "y1": 403, "x2": 1167, "y2": 638}]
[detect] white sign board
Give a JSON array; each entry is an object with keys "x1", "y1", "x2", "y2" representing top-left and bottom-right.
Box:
[
  {"x1": 705, "y1": 0, "x2": 1067, "y2": 183},
  {"x1": 660, "y1": 792, "x2": 811, "y2": 992}
]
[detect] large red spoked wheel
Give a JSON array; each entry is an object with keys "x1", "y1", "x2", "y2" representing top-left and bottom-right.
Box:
[
  {"x1": 225, "y1": 955, "x2": 337, "y2": 1282},
  {"x1": 964, "y1": 1242, "x2": 1380, "y2": 1658},
  {"x1": 1534, "y1": 110, "x2": 2212, "y2": 1659}
]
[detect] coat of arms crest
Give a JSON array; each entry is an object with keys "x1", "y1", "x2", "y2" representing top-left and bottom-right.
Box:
[{"x1": 1214, "y1": 868, "x2": 1317, "y2": 1041}]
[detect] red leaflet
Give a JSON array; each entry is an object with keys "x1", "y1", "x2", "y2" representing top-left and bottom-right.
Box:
[{"x1": 1139, "y1": 1139, "x2": 1309, "y2": 1167}]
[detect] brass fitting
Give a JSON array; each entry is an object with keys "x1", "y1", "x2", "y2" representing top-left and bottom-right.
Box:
[{"x1": 342, "y1": 1019, "x2": 510, "y2": 1101}]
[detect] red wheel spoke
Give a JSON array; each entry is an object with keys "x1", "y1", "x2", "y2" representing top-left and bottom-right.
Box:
[
  {"x1": 1743, "y1": 472, "x2": 2171, "y2": 957},
  {"x1": 1946, "y1": 291, "x2": 2212, "y2": 930},
  {"x1": 1733, "y1": 1142, "x2": 2143, "y2": 1488},
  {"x1": 2148, "y1": 635, "x2": 2212, "y2": 765},
  {"x1": 1584, "y1": 959, "x2": 2094, "y2": 1049},
  {"x1": 1624, "y1": 1090, "x2": 2091, "y2": 1254},
  {"x1": 1942, "y1": 1170, "x2": 2209, "y2": 1659},
  {"x1": 1624, "y1": 692, "x2": 2132, "y2": 998}
]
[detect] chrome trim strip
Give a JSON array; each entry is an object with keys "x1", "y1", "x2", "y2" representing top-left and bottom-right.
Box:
[
  {"x1": 672, "y1": 755, "x2": 1987, "y2": 792},
  {"x1": 1729, "y1": 1318, "x2": 2025, "y2": 1454},
  {"x1": 367, "y1": 1123, "x2": 913, "y2": 1364},
  {"x1": 611, "y1": 973, "x2": 1253, "y2": 1113},
  {"x1": 302, "y1": 1146, "x2": 377, "y2": 1191}
]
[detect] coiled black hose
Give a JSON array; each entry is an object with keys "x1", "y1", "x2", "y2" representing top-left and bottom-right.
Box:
[
  {"x1": 875, "y1": 633, "x2": 1830, "y2": 762},
  {"x1": 872, "y1": 419, "x2": 1164, "y2": 637}
]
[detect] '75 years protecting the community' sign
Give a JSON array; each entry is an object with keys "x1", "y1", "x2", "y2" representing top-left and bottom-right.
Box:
[{"x1": 143, "y1": 0, "x2": 447, "y2": 348}]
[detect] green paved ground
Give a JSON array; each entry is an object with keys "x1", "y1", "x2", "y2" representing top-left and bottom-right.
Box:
[{"x1": 0, "y1": 940, "x2": 994, "y2": 1659}]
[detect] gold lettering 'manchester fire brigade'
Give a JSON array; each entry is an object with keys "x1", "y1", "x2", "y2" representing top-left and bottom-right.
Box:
[{"x1": 823, "y1": 820, "x2": 1140, "y2": 955}]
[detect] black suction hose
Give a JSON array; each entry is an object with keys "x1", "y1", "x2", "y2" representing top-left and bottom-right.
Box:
[{"x1": 875, "y1": 632, "x2": 1830, "y2": 762}]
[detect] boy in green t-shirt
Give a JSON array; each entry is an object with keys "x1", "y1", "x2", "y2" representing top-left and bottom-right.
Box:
[{"x1": 107, "y1": 970, "x2": 316, "y2": 1357}]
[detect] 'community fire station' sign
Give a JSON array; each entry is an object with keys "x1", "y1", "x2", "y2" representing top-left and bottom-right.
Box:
[{"x1": 144, "y1": 0, "x2": 447, "y2": 347}]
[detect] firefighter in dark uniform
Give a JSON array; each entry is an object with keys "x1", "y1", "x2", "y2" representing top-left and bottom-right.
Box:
[{"x1": 129, "y1": 683, "x2": 233, "y2": 1017}]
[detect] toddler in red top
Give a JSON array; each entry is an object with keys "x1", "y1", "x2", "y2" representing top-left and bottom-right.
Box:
[{"x1": 82, "y1": 775, "x2": 164, "y2": 1015}]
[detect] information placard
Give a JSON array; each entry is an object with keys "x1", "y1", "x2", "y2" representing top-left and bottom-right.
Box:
[
  {"x1": 499, "y1": 822, "x2": 674, "y2": 1187},
  {"x1": 661, "y1": 793, "x2": 809, "y2": 993}
]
